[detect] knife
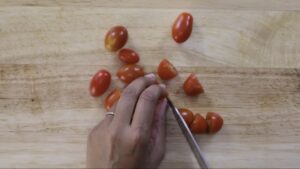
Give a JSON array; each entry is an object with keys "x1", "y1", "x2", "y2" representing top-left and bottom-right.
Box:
[{"x1": 167, "y1": 98, "x2": 209, "y2": 169}]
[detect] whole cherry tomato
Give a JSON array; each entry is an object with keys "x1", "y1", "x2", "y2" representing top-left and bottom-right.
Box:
[
  {"x1": 183, "y1": 73, "x2": 204, "y2": 96},
  {"x1": 178, "y1": 108, "x2": 194, "y2": 126},
  {"x1": 105, "y1": 26, "x2": 128, "y2": 52},
  {"x1": 190, "y1": 113, "x2": 208, "y2": 134},
  {"x1": 117, "y1": 64, "x2": 145, "y2": 84},
  {"x1": 104, "y1": 88, "x2": 122, "y2": 111},
  {"x1": 172, "y1": 12, "x2": 193, "y2": 43},
  {"x1": 157, "y1": 59, "x2": 178, "y2": 80},
  {"x1": 118, "y1": 48, "x2": 140, "y2": 64},
  {"x1": 90, "y1": 69, "x2": 111, "y2": 97},
  {"x1": 206, "y1": 112, "x2": 223, "y2": 134}
]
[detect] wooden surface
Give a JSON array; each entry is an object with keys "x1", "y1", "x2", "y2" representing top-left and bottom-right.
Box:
[{"x1": 0, "y1": 0, "x2": 300, "y2": 168}]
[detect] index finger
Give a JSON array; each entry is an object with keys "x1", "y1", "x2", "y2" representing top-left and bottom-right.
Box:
[{"x1": 131, "y1": 84, "x2": 167, "y2": 134}]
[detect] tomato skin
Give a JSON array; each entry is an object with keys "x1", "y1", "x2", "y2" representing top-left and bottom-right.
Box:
[
  {"x1": 157, "y1": 59, "x2": 178, "y2": 80},
  {"x1": 118, "y1": 48, "x2": 139, "y2": 64},
  {"x1": 183, "y1": 73, "x2": 204, "y2": 96},
  {"x1": 104, "y1": 89, "x2": 122, "y2": 111},
  {"x1": 117, "y1": 64, "x2": 145, "y2": 84},
  {"x1": 178, "y1": 108, "x2": 194, "y2": 126},
  {"x1": 190, "y1": 113, "x2": 208, "y2": 134},
  {"x1": 206, "y1": 112, "x2": 223, "y2": 134},
  {"x1": 105, "y1": 26, "x2": 128, "y2": 52},
  {"x1": 90, "y1": 70, "x2": 111, "y2": 97},
  {"x1": 172, "y1": 12, "x2": 193, "y2": 43}
]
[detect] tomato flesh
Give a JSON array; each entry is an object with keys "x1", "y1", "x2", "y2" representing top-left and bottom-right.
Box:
[
  {"x1": 157, "y1": 59, "x2": 177, "y2": 80},
  {"x1": 190, "y1": 113, "x2": 208, "y2": 134},
  {"x1": 183, "y1": 73, "x2": 204, "y2": 96}
]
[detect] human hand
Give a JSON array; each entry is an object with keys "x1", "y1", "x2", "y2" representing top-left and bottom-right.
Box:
[{"x1": 87, "y1": 73, "x2": 168, "y2": 168}]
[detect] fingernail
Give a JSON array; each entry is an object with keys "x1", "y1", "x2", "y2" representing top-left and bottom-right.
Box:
[
  {"x1": 145, "y1": 73, "x2": 156, "y2": 82},
  {"x1": 159, "y1": 84, "x2": 166, "y2": 90}
]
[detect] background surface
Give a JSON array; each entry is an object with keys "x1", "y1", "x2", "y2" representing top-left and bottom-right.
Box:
[{"x1": 0, "y1": 0, "x2": 299, "y2": 168}]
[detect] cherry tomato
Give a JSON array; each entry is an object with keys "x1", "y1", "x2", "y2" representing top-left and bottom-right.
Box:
[
  {"x1": 117, "y1": 64, "x2": 145, "y2": 84},
  {"x1": 190, "y1": 113, "x2": 208, "y2": 134},
  {"x1": 172, "y1": 12, "x2": 193, "y2": 43},
  {"x1": 118, "y1": 48, "x2": 140, "y2": 64},
  {"x1": 178, "y1": 108, "x2": 194, "y2": 126},
  {"x1": 206, "y1": 112, "x2": 223, "y2": 134},
  {"x1": 90, "y1": 69, "x2": 111, "y2": 97},
  {"x1": 104, "y1": 88, "x2": 122, "y2": 111},
  {"x1": 157, "y1": 59, "x2": 178, "y2": 80},
  {"x1": 183, "y1": 73, "x2": 204, "y2": 96},
  {"x1": 105, "y1": 26, "x2": 128, "y2": 52}
]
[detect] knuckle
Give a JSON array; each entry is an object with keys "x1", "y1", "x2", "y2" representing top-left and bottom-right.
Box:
[
  {"x1": 122, "y1": 86, "x2": 139, "y2": 98},
  {"x1": 109, "y1": 129, "x2": 119, "y2": 143},
  {"x1": 132, "y1": 132, "x2": 146, "y2": 146},
  {"x1": 140, "y1": 86, "x2": 160, "y2": 102}
]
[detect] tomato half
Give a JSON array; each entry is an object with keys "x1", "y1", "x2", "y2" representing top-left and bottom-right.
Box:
[
  {"x1": 117, "y1": 64, "x2": 145, "y2": 84},
  {"x1": 157, "y1": 59, "x2": 178, "y2": 80},
  {"x1": 90, "y1": 69, "x2": 111, "y2": 97},
  {"x1": 105, "y1": 26, "x2": 128, "y2": 52},
  {"x1": 183, "y1": 73, "x2": 204, "y2": 96},
  {"x1": 206, "y1": 112, "x2": 223, "y2": 134},
  {"x1": 104, "y1": 88, "x2": 122, "y2": 111},
  {"x1": 118, "y1": 48, "x2": 140, "y2": 64},
  {"x1": 172, "y1": 12, "x2": 193, "y2": 43},
  {"x1": 190, "y1": 113, "x2": 208, "y2": 134},
  {"x1": 178, "y1": 108, "x2": 194, "y2": 126}
]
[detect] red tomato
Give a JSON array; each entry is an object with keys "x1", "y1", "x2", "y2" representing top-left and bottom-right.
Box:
[
  {"x1": 190, "y1": 113, "x2": 208, "y2": 134},
  {"x1": 172, "y1": 12, "x2": 193, "y2": 43},
  {"x1": 118, "y1": 48, "x2": 140, "y2": 64},
  {"x1": 157, "y1": 59, "x2": 178, "y2": 80},
  {"x1": 206, "y1": 112, "x2": 223, "y2": 134},
  {"x1": 90, "y1": 70, "x2": 111, "y2": 97},
  {"x1": 105, "y1": 26, "x2": 128, "y2": 52},
  {"x1": 183, "y1": 73, "x2": 204, "y2": 96},
  {"x1": 178, "y1": 108, "x2": 194, "y2": 126},
  {"x1": 117, "y1": 64, "x2": 145, "y2": 84},
  {"x1": 104, "y1": 88, "x2": 122, "y2": 111}
]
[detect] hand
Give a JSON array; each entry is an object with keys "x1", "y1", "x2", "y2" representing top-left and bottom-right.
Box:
[{"x1": 87, "y1": 73, "x2": 168, "y2": 168}]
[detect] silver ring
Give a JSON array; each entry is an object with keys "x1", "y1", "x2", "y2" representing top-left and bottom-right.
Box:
[{"x1": 105, "y1": 112, "x2": 115, "y2": 117}]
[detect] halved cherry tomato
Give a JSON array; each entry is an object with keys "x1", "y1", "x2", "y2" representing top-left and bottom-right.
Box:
[
  {"x1": 157, "y1": 59, "x2": 178, "y2": 80},
  {"x1": 117, "y1": 64, "x2": 145, "y2": 84},
  {"x1": 178, "y1": 108, "x2": 194, "y2": 126},
  {"x1": 206, "y1": 112, "x2": 223, "y2": 134},
  {"x1": 118, "y1": 48, "x2": 139, "y2": 64},
  {"x1": 104, "y1": 88, "x2": 122, "y2": 111},
  {"x1": 105, "y1": 26, "x2": 128, "y2": 52},
  {"x1": 183, "y1": 73, "x2": 204, "y2": 96},
  {"x1": 172, "y1": 12, "x2": 193, "y2": 43},
  {"x1": 90, "y1": 69, "x2": 111, "y2": 97},
  {"x1": 190, "y1": 113, "x2": 208, "y2": 134}
]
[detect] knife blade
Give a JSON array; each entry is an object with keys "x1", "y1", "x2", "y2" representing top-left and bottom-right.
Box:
[{"x1": 167, "y1": 98, "x2": 209, "y2": 169}]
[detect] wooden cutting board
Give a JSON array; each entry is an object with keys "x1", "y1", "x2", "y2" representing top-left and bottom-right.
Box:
[{"x1": 0, "y1": 1, "x2": 299, "y2": 168}]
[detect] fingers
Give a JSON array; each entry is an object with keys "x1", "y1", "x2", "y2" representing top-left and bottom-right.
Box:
[
  {"x1": 153, "y1": 98, "x2": 168, "y2": 147},
  {"x1": 112, "y1": 74, "x2": 156, "y2": 128},
  {"x1": 131, "y1": 84, "x2": 167, "y2": 134}
]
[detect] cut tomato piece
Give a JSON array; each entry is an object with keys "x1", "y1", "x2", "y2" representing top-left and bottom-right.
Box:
[
  {"x1": 157, "y1": 59, "x2": 177, "y2": 80},
  {"x1": 183, "y1": 73, "x2": 204, "y2": 96}
]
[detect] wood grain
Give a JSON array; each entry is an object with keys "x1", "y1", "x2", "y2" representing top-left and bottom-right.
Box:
[{"x1": 0, "y1": 0, "x2": 300, "y2": 168}]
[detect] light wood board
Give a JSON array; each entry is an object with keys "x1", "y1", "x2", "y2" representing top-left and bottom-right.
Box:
[{"x1": 0, "y1": 1, "x2": 300, "y2": 168}]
